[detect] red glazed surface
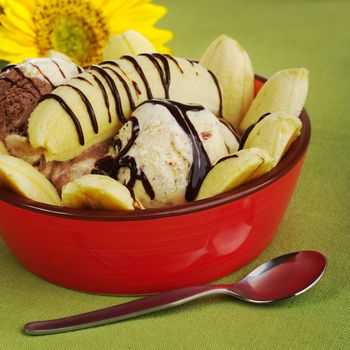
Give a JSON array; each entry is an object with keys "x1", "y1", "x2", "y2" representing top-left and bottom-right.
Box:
[{"x1": 0, "y1": 77, "x2": 311, "y2": 295}]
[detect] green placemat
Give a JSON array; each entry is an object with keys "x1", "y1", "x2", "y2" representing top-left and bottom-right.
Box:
[{"x1": 0, "y1": 0, "x2": 349, "y2": 348}]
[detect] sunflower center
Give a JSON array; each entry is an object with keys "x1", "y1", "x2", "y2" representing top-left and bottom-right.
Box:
[
  {"x1": 33, "y1": 0, "x2": 109, "y2": 65},
  {"x1": 52, "y1": 16, "x2": 90, "y2": 62}
]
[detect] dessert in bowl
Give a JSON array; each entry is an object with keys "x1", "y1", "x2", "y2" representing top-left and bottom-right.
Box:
[{"x1": 0, "y1": 34, "x2": 310, "y2": 294}]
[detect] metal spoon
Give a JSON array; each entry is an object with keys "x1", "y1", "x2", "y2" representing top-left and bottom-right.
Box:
[{"x1": 24, "y1": 250, "x2": 326, "y2": 335}]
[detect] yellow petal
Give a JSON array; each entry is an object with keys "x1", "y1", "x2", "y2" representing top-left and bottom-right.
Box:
[
  {"x1": 1, "y1": 0, "x2": 36, "y2": 13},
  {"x1": 3, "y1": 6, "x2": 35, "y2": 36},
  {"x1": 129, "y1": 26, "x2": 173, "y2": 53},
  {"x1": 18, "y1": 0, "x2": 36, "y2": 13},
  {"x1": 106, "y1": 3, "x2": 167, "y2": 28},
  {"x1": 6, "y1": 0, "x2": 36, "y2": 30},
  {"x1": 0, "y1": 52, "x2": 21, "y2": 62},
  {"x1": 0, "y1": 18, "x2": 35, "y2": 44},
  {"x1": 0, "y1": 38, "x2": 38, "y2": 60},
  {"x1": 130, "y1": 4, "x2": 167, "y2": 25},
  {"x1": 103, "y1": 0, "x2": 152, "y2": 17},
  {"x1": 141, "y1": 26, "x2": 173, "y2": 43},
  {"x1": 0, "y1": 36, "x2": 27, "y2": 53}
]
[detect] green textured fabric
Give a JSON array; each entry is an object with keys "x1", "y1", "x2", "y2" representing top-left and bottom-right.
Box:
[{"x1": 0, "y1": 0, "x2": 349, "y2": 348}]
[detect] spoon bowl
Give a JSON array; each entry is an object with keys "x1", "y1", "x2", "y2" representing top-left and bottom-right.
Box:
[
  {"x1": 228, "y1": 250, "x2": 327, "y2": 302},
  {"x1": 24, "y1": 250, "x2": 327, "y2": 335}
]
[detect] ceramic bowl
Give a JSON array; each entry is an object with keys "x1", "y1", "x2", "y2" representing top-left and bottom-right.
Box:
[{"x1": 0, "y1": 77, "x2": 311, "y2": 294}]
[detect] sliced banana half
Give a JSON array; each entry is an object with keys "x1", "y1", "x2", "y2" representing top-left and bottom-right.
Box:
[
  {"x1": 62, "y1": 174, "x2": 143, "y2": 211},
  {"x1": 0, "y1": 141, "x2": 8, "y2": 155},
  {"x1": 240, "y1": 112, "x2": 302, "y2": 167},
  {"x1": 200, "y1": 34, "x2": 254, "y2": 129},
  {"x1": 196, "y1": 148, "x2": 273, "y2": 200},
  {"x1": 240, "y1": 68, "x2": 309, "y2": 132},
  {"x1": 0, "y1": 155, "x2": 61, "y2": 205}
]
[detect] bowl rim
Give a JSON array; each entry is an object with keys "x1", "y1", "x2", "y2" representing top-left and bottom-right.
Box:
[{"x1": 0, "y1": 75, "x2": 311, "y2": 221}]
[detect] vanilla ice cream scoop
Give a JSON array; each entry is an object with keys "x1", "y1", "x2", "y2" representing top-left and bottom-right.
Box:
[{"x1": 94, "y1": 99, "x2": 239, "y2": 208}]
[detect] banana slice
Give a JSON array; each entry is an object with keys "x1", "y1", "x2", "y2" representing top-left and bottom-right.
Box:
[
  {"x1": 241, "y1": 112, "x2": 302, "y2": 167},
  {"x1": 0, "y1": 155, "x2": 61, "y2": 205},
  {"x1": 103, "y1": 30, "x2": 156, "y2": 60},
  {"x1": 0, "y1": 141, "x2": 8, "y2": 155},
  {"x1": 196, "y1": 148, "x2": 273, "y2": 200},
  {"x1": 29, "y1": 55, "x2": 222, "y2": 161},
  {"x1": 240, "y1": 68, "x2": 309, "y2": 132},
  {"x1": 200, "y1": 34, "x2": 254, "y2": 129},
  {"x1": 61, "y1": 174, "x2": 143, "y2": 211}
]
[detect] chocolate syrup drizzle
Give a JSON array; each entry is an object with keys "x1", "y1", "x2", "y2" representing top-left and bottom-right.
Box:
[
  {"x1": 122, "y1": 55, "x2": 153, "y2": 99},
  {"x1": 51, "y1": 59, "x2": 66, "y2": 78},
  {"x1": 216, "y1": 153, "x2": 239, "y2": 165},
  {"x1": 151, "y1": 54, "x2": 171, "y2": 97},
  {"x1": 218, "y1": 117, "x2": 241, "y2": 141},
  {"x1": 208, "y1": 70, "x2": 223, "y2": 118},
  {"x1": 34, "y1": 55, "x2": 223, "y2": 159},
  {"x1": 140, "y1": 53, "x2": 170, "y2": 98},
  {"x1": 13, "y1": 67, "x2": 42, "y2": 96},
  {"x1": 30, "y1": 63, "x2": 55, "y2": 88},
  {"x1": 91, "y1": 65, "x2": 128, "y2": 124},
  {"x1": 132, "y1": 81, "x2": 141, "y2": 95},
  {"x1": 102, "y1": 65, "x2": 136, "y2": 110},
  {"x1": 238, "y1": 112, "x2": 271, "y2": 150},
  {"x1": 93, "y1": 117, "x2": 155, "y2": 199},
  {"x1": 89, "y1": 68, "x2": 113, "y2": 123},
  {"x1": 74, "y1": 76, "x2": 93, "y2": 86},
  {"x1": 39, "y1": 94, "x2": 85, "y2": 145},
  {"x1": 61, "y1": 84, "x2": 98, "y2": 134},
  {"x1": 100, "y1": 62, "x2": 128, "y2": 79},
  {"x1": 154, "y1": 99, "x2": 212, "y2": 200},
  {"x1": 187, "y1": 59, "x2": 199, "y2": 66},
  {"x1": 166, "y1": 55, "x2": 184, "y2": 73},
  {"x1": 94, "y1": 99, "x2": 212, "y2": 201}
]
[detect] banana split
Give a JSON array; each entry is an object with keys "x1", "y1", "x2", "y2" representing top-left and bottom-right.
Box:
[{"x1": 0, "y1": 32, "x2": 309, "y2": 210}]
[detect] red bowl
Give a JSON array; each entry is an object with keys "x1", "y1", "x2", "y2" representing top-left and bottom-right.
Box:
[{"x1": 0, "y1": 77, "x2": 311, "y2": 295}]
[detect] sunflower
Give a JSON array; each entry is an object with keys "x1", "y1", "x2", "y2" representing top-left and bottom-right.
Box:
[{"x1": 0, "y1": 0, "x2": 172, "y2": 66}]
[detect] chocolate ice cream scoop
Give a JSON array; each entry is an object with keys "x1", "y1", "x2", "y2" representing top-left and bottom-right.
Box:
[
  {"x1": 0, "y1": 67, "x2": 51, "y2": 140},
  {"x1": 0, "y1": 58, "x2": 82, "y2": 162}
]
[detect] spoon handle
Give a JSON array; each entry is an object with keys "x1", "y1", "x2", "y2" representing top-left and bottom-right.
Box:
[{"x1": 24, "y1": 285, "x2": 228, "y2": 335}]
